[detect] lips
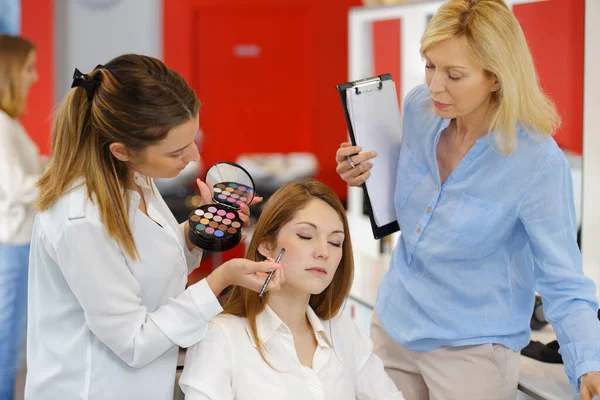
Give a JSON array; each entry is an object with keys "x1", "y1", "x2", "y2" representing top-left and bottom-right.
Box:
[
  {"x1": 305, "y1": 267, "x2": 327, "y2": 275},
  {"x1": 432, "y1": 100, "x2": 450, "y2": 109}
]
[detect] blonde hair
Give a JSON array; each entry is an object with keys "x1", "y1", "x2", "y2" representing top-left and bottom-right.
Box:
[
  {"x1": 37, "y1": 54, "x2": 200, "y2": 259},
  {"x1": 222, "y1": 179, "x2": 354, "y2": 367},
  {"x1": 421, "y1": 0, "x2": 560, "y2": 154},
  {"x1": 0, "y1": 34, "x2": 35, "y2": 118}
]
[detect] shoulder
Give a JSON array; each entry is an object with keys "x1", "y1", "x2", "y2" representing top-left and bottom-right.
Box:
[
  {"x1": 0, "y1": 110, "x2": 25, "y2": 143},
  {"x1": 513, "y1": 128, "x2": 568, "y2": 172},
  {"x1": 403, "y1": 84, "x2": 430, "y2": 111},
  {"x1": 36, "y1": 181, "x2": 103, "y2": 245},
  {"x1": 185, "y1": 314, "x2": 243, "y2": 358},
  {"x1": 210, "y1": 313, "x2": 247, "y2": 335}
]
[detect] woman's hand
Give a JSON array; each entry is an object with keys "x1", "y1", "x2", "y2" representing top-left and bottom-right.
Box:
[
  {"x1": 580, "y1": 372, "x2": 600, "y2": 400},
  {"x1": 335, "y1": 142, "x2": 377, "y2": 187},
  {"x1": 206, "y1": 258, "x2": 286, "y2": 296}
]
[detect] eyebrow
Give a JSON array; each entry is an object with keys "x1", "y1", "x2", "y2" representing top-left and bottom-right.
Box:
[
  {"x1": 424, "y1": 58, "x2": 468, "y2": 71},
  {"x1": 295, "y1": 221, "x2": 345, "y2": 235},
  {"x1": 165, "y1": 142, "x2": 191, "y2": 155}
]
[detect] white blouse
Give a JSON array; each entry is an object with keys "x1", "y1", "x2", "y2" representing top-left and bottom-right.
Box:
[
  {"x1": 25, "y1": 173, "x2": 223, "y2": 400},
  {"x1": 0, "y1": 109, "x2": 43, "y2": 244},
  {"x1": 180, "y1": 305, "x2": 405, "y2": 400}
]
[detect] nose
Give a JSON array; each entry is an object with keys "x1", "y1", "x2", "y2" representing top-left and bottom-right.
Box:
[
  {"x1": 428, "y1": 70, "x2": 445, "y2": 94},
  {"x1": 183, "y1": 143, "x2": 200, "y2": 163},
  {"x1": 313, "y1": 237, "x2": 330, "y2": 260}
]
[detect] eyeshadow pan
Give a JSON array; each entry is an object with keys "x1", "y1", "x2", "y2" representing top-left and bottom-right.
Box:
[
  {"x1": 216, "y1": 184, "x2": 226, "y2": 189},
  {"x1": 227, "y1": 227, "x2": 237, "y2": 234},
  {"x1": 208, "y1": 206, "x2": 217, "y2": 213},
  {"x1": 218, "y1": 194, "x2": 227, "y2": 200},
  {"x1": 204, "y1": 213, "x2": 213, "y2": 219},
  {"x1": 223, "y1": 219, "x2": 231, "y2": 225},
  {"x1": 231, "y1": 221, "x2": 241, "y2": 228},
  {"x1": 226, "y1": 212, "x2": 236, "y2": 219},
  {"x1": 238, "y1": 186, "x2": 246, "y2": 191},
  {"x1": 196, "y1": 224, "x2": 205, "y2": 231},
  {"x1": 191, "y1": 215, "x2": 201, "y2": 222},
  {"x1": 218, "y1": 224, "x2": 227, "y2": 231},
  {"x1": 214, "y1": 230, "x2": 224, "y2": 237},
  {"x1": 200, "y1": 218, "x2": 210, "y2": 225},
  {"x1": 217, "y1": 209, "x2": 226, "y2": 216},
  {"x1": 213, "y1": 188, "x2": 222, "y2": 194},
  {"x1": 213, "y1": 215, "x2": 222, "y2": 222},
  {"x1": 205, "y1": 227, "x2": 215, "y2": 234},
  {"x1": 194, "y1": 209, "x2": 204, "y2": 216},
  {"x1": 209, "y1": 221, "x2": 218, "y2": 228}
]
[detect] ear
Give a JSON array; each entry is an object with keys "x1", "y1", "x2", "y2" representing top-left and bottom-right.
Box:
[
  {"x1": 109, "y1": 142, "x2": 131, "y2": 162},
  {"x1": 257, "y1": 240, "x2": 275, "y2": 260},
  {"x1": 490, "y1": 76, "x2": 501, "y2": 93}
]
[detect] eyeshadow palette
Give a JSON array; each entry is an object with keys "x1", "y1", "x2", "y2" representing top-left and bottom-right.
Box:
[
  {"x1": 187, "y1": 161, "x2": 256, "y2": 252},
  {"x1": 188, "y1": 205, "x2": 243, "y2": 252},
  {"x1": 212, "y1": 182, "x2": 255, "y2": 209}
]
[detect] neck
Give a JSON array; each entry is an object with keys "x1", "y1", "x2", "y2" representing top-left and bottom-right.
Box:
[
  {"x1": 453, "y1": 99, "x2": 495, "y2": 143},
  {"x1": 266, "y1": 287, "x2": 312, "y2": 335}
]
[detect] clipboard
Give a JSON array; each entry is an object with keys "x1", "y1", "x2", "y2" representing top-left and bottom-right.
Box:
[{"x1": 336, "y1": 74, "x2": 402, "y2": 239}]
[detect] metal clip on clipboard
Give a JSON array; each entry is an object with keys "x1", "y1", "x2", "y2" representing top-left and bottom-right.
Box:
[{"x1": 352, "y1": 76, "x2": 384, "y2": 95}]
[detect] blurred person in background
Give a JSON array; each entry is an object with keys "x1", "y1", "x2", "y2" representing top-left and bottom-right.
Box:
[{"x1": 0, "y1": 34, "x2": 40, "y2": 400}]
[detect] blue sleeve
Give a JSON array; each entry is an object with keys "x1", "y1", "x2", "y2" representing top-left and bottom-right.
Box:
[{"x1": 519, "y1": 149, "x2": 600, "y2": 392}]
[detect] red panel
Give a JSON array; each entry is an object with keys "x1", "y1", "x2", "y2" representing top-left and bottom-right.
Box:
[
  {"x1": 513, "y1": 0, "x2": 584, "y2": 154},
  {"x1": 20, "y1": 0, "x2": 54, "y2": 155},
  {"x1": 373, "y1": 19, "x2": 401, "y2": 106},
  {"x1": 163, "y1": 0, "x2": 361, "y2": 203},
  {"x1": 193, "y1": 8, "x2": 313, "y2": 168}
]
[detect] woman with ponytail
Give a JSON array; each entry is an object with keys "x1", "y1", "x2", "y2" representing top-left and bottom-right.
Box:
[{"x1": 25, "y1": 54, "x2": 285, "y2": 400}]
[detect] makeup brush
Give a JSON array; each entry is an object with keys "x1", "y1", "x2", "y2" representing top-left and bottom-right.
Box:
[{"x1": 259, "y1": 248, "x2": 285, "y2": 297}]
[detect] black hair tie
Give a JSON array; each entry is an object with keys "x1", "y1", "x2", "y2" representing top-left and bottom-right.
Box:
[{"x1": 71, "y1": 64, "x2": 106, "y2": 101}]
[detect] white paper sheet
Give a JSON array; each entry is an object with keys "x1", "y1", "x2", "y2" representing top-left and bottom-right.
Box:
[{"x1": 346, "y1": 80, "x2": 403, "y2": 227}]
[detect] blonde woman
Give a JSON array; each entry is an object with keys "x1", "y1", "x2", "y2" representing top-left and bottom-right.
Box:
[
  {"x1": 0, "y1": 34, "x2": 40, "y2": 400},
  {"x1": 180, "y1": 180, "x2": 403, "y2": 399},
  {"x1": 335, "y1": 0, "x2": 600, "y2": 399},
  {"x1": 25, "y1": 54, "x2": 285, "y2": 400}
]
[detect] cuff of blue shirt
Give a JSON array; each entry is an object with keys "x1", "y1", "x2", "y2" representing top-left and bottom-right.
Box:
[{"x1": 560, "y1": 341, "x2": 600, "y2": 392}]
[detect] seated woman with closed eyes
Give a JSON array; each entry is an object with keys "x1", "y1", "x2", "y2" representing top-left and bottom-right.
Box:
[{"x1": 180, "y1": 179, "x2": 404, "y2": 400}]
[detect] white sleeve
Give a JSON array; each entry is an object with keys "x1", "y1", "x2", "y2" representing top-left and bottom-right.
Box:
[
  {"x1": 54, "y1": 217, "x2": 223, "y2": 368},
  {"x1": 179, "y1": 321, "x2": 235, "y2": 400},
  {"x1": 351, "y1": 319, "x2": 406, "y2": 400},
  {"x1": 0, "y1": 123, "x2": 39, "y2": 206}
]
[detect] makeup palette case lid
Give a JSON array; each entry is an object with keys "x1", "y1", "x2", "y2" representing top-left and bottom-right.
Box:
[{"x1": 204, "y1": 161, "x2": 256, "y2": 209}]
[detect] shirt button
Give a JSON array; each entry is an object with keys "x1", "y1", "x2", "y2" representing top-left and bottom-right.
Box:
[
  {"x1": 416, "y1": 226, "x2": 422, "y2": 233},
  {"x1": 426, "y1": 206, "x2": 432, "y2": 213}
]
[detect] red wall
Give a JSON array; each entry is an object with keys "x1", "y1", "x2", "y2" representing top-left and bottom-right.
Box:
[
  {"x1": 513, "y1": 0, "x2": 584, "y2": 155},
  {"x1": 20, "y1": 0, "x2": 54, "y2": 155},
  {"x1": 164, "y1": 0, "x2": 361, "y2": 202}
]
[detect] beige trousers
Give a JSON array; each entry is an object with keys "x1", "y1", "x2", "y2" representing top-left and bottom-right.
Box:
[{"x1": 371, "y1": 313, "x2": 520, "y2": 400}]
